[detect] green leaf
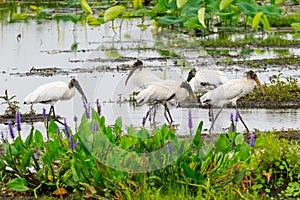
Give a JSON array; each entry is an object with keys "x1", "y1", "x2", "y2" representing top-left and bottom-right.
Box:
[
  {"x1": 193, "y1": 121, "x2": 203, "y2": 147},
  {"x1": 25, "y1": 127, "x2": 34, "y2": 148},
  {"x1": 0, "y1": 157, "x2": 5, "y2": 170},
  {"x1": 48, "y1": 120, "x2": 59, "y2": 139},
  {"x1": 6, "y1": 178, "x2": 29, "y2": 192},
  {"x1": 219, "y1": 0, "x2": 234, "y2": 11},
  {"x1": 238, "y1": 143, "x2": 250, "y2": 161},
  {"x1": 258, "y1": 5, "x2": 281, "y2": 18},
  {"x1": 155, "y1": 16, "x2": 185, "y2": 25},
  {"x1": 177, "y1": 0, "x2": 188, "y2": 9},
  {"x1": 291, "y1": 23, "x2": 300, "y2": 31},
  {"x1": 236, "y1": 1, "x2": 258, "y2": 18},
  {"x1": 261, "y1": 14, "x2": 271, "y2": 31},
  {"x1": 34, "y1": 130, "x2": 44, "y2": 149},
  {"x1": 30, "y1": 5, "x2": 43, "y2": 11},
  {"x1": 104, "y1": 5, "x2": 126, "y2": 22},
  {"x1": 198, "y1": 8, "x2": 206, "y2": 28},
  {"x1": 22, "y1": 150, "x2": 33, "y2": 169},
  {"x1": 80, "y1": 0, "x2": 93, "y2": 15},
  {"x1": 233, "y1": 169, "x2": 245, "y2": 184},
  {"x1": 133, "y1": 0, "x2": 143, "y2": 10},
  {"x1": 216, "y1": 134, "x2": 230, "y2": 153},
  {"x1": 235, "y1": 134, "x2": 244, "y2": 146},
  {"x1": 182, "y1": 163, "x2": 195, "y2": 179},
  {"x1": 252, "y1": 11, "x2": 263, "y2": 29},
  {"x1": 87, "y1": 15, "x2": 102, "y2": 26},
  {"x1": 68, "y1": 14, "x2": 79, "y2": 23}
]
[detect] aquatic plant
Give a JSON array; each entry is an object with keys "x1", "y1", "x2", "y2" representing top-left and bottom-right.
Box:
[{"x1": 0, "y1": 90, "x2": 20, "y2": 116}]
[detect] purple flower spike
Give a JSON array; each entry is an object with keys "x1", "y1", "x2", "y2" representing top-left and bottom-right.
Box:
[
  {"x1": 96, "y1": 99, "x2": 101, "y2": 116},
  {"x1": 235, "y1": 111, "x2": 239, "y2": 122},
  {"x1": 70, "y1": 134, "x2": 74, "y2": 151},
  {"x1": 8, "y1": 121, "x2": 15, "y2": 140},
  {"x1": 0, "y1": 131, "x2": 4, "y2": 140},
  {"x1": 73, "y1": 115, "x2": 78, "y2": 123},
  {"x1": 142, "y1": 117, "x2": 146, "y2": 127},
  {"x1": 92, "y1": 121, "x2": 98, "y2": 133},
  {"x1": 166, "y1": 140, "x2": 173, "y2": 154},
  {"x1": 15, "y1": 112, "x2": 22, "y2": 132},
  {"x1": 230, "y1": 113, "x2": 234, "y2": 121},
  {"x1": 82, "y1": 96, "x2": 90, "y2": 119},
  {"x1": 63, "y1": 118, "x2": 70, "y2": 138},
  {"x1": 250, "y1": 134, "x2": 255, "y2": 147},
  {"x1": 76, "y1": 141, "x2": 80, "y2": 146},
  {"x1": 188, "y1": 110, "x2": 193, "y2": 129},
  {"x1": 42, "y1": 108, "x2": 47, "y2": 120}
]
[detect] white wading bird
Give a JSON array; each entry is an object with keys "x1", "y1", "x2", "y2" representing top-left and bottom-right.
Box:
[
  {"x1": 24, "y1": 78, "x2": 88, "y2": 125},
  {"x1": 200, "y1": 71, "x2": 265, "y2": 134},
  {"x1": 125, "y1": 60, "x2": 196, "y2": 90},
  {"x1": 188, "y1": 68, "x2": 228, "y2": 93},
  {"x1": 136, "y1": 81, "x2": 195, "y2": 124}
]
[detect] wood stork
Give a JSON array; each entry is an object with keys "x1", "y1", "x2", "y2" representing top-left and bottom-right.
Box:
[
  {"x1": 24, "y1": 78, "x2": 88, "y2": 125},
  {"x1": 200, "y1": 71, "x2": 265, "y2": 133},
  {"x1": 188, "y1": 68, "x2": 228, "y2": 93},
  {"x1": 136, "y1": 81, "x2": 195, "y2": 124}
]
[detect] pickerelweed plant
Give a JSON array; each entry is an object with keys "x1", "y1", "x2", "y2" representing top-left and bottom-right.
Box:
[{"x1": 0, "y1": 106, "x2": 299, "y2": 198}]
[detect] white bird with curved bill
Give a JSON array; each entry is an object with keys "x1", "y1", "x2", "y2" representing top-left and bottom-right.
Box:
[
  {"x1": 188, "y1": 68, "x2": 228, "y2": 93},
  {"x1": 136, "y1": 81, "x2": 195, "y2": 125},
  {"x1": 200, "y1": 70, "x2": 265, "y2": 134},
  {"x1": 24, "y1": 78, "x2": 88, "y2": 125}
]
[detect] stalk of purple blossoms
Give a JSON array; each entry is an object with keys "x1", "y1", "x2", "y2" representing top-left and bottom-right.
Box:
[
  {"x1": 96, "y1": 99, "x2": 101, "y2": 116},
  {"x1": 166, "y1": 140, "x2": 173, "y2": 154},
  {"x1": 250, "y1": 134, "x2": 255, "y2": 147},
  {"x1": 0, "y1": 131, "x2": 4, "y2": 141},
  {"x1": 188, "y1": 110, "x2": 193, "y2": 130},
  {"x1": 235, "y1": 111, "x2": 239, "y2": 122},
  {"x1": 69, "y1": 134, "x2": 74, "y2": 151},
  {"x1": 82, "y1": 96, "x2": 90, "y2": 119},
  {"x1": 63, "y1": 118, "x2": 70, "y2": 138},
  {"x1": 8, "y1": 121, "x2": 15, "y2": 140},
  {"x1": 230, "y1": 113, "x2": 235, "y2": 132},
  {"x1": 142, "y1": 117, "x2": 146, "y2": 127},
  {"x1": 76, "y1": 141, "x2": 80, "y2": 146},
  {"x1": 42, "y1": 108, "x2": 47, "y2": 120},
  {"x1": 15, "y1": 112, "x2": 22, "y2": 132},
  {"x1": 92, "y1": 121, "x2": 98, "y2": 133},
  {"x1": 73, "y1": 115, "x2": 78, "y2": 132}
]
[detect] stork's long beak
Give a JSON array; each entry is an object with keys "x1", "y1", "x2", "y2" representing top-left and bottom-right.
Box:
[
  {"x1": 254, "y1": 77, "x2": 265, "y2": 95},
  {"x1": 74, "y1": 81, "x2": 88, "y2": 104},
  {"x1": 125, "y1": 67, "x2": 137, "y2": 86}
]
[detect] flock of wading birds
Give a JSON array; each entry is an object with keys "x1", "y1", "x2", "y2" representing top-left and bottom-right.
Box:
[{"x1": 23, "y1": 60, "x2": 265, "y2": 133}]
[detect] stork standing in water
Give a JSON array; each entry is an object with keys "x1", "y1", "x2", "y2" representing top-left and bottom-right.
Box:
[
  {"x1": 24, "y1": 78, "x2": 88, "y2": 125},
  {"x1": 200, "y1": 71, "x2": 265, "y2": 133}
]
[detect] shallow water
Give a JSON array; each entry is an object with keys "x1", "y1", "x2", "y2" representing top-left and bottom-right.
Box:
[{"x1": 0, "y1": 18, "x2": 299, "y2": 137}]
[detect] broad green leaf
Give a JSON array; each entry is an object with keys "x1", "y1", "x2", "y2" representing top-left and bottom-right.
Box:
[
  {"x1": 25, "y1": 127, "x2": 34, "y2": 148},
  {"x1": 235, "y1": 134, "x2": 244, "y2": 146},
  {"x1": 198, "y1": 8, "x2": 206, "y2": 28},
  {"x1": 34, "y1": 130, "x2": 44, "y2": 149},
  {"x1": 291, "y1": 23, "x2": 300, "y2": 31},
  {"x1": 48, "y1": 120, "x2": 59, "y2": 139},
  {"x1": 236, "y1": 1, "x2": 258, "y2": 18},
  {"x1": 216, "y1": 134, "x2": 230, "y2": 153},
  {"x1": 68, "y1": 14, "x2": 79, "y2": 23},
  {"x1": 104, "y1": 5, "x2": 126, "y2": 22},
  {"x1": 233, "y1": 169, "x2": 245, "y2": 184},
  {"x1": 238, "y1": 143, "x2": 250, "y2": 161},
  {"x1": 155, "y1": 16, "x2": 185, "y2": 25},
  {"x1": 177, "y1": 0, "x2": 188, "y2": 9},
  {"x1": 6, "y1": 178, "x2": 29, "y2": 192},
  {"x1": 183, "y1": 17, "x2": 203, "y2": 29},
  {"x1": 219, "y1": 0, "x2": 234, "y2": 11},
  {"x1": 293, "y1": 32, "x2": 300, "y2": 39},
  {"x1": 258, "y1": 5, "x2": 281, "y2": 18},
  {"x1": 252, "y1": 11, "x2": 263, "y2": 29},
  {"x1": 12, "y1": 13, "x2": 28, "y2": 20},
  {"x1": 80, "y1": 0, "x2": 93, "y2": 15},
  {"x1": 261, "y1": 14, "x2": 271, "y2": 31},
  {"x1": 22, "y1": 150, "x2": 33, "y2": 169}
]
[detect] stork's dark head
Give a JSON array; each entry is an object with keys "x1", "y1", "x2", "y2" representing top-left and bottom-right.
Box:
[
  {"x1": 187, "y1": 68, "x2": 197, "y2": 82},
  {"x1": 125, "y1": 60, "x2": 144, "y2": 85},
  {"x1": 246, "y1": 71, "x2": 265, "y2": 95},
  {"x1": 69, "y1": 78, "x2": 88, "y2": 104}
]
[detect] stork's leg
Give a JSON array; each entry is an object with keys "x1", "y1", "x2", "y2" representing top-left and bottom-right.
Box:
[
  {"x1": 236, "y1": 108, "x2": 250, "y2": 133},
  {"x1": 46, "y1": 106, "x2": 54, "y2": 129},
  {"x1": 163, "y1": 103, "x2": 173, "y2": 124},
  {"x1": 209, "y1": 105, "x2": 224, "y2": 134}
]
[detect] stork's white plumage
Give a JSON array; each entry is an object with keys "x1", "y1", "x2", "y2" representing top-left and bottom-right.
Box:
[
  {"x1": 188, "y1": 68, "x2": 227, "y2": 93},
  {"x1": 200, "y1": 71, "x2": 265, "y2": 133},
  {"x1": 24, "y1": 78, "x2": 87, "y2": 123}
]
